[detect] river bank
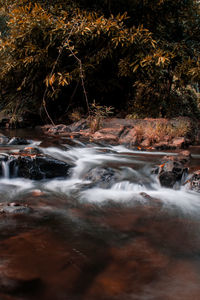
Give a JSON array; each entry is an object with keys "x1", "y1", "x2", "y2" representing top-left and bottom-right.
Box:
[{"x1": 40, "y1": 117, "x2": 200, "y2": 150}]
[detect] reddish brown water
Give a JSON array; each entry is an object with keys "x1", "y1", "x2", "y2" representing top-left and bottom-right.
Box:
[{"x1": 0, "y1": 196, "x2": 200, "y2": 300}]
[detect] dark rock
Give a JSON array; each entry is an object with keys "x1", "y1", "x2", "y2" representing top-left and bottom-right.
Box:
[
  {"x1": 19, "y1": 147, "x2": 43, "y2": 155},
  {"x1": 158, "y1": 159, "x2": 188, "y2": 188},
  {"x1": 16, "y1": 156, "x2": 71, "y2": 180},
  {"x1": 188, "y1": 170, "x2": 200, "y2": 192},
  {"x1": 84, "y1": 167, "x2": 119, "y2": 188},
  {"x1": 68, "y1": 119, "x2": 88, "y2": 132},
  {"x1": 7, "y1": 137, "x2": 31, "y2": 145},
  {"x1": 0, "y1": 276, "x2": 42, "y2": 294},
  {"x1": 159, "y1": 171, "x2": 177, "y2": 188},
  {"x1": 154, "y1": 142, "x2": 172, "y2": 150},
  {"x1": 47, "y1": 124, "x2": 71, "y2": 135},
  {"x1": 0, "y1": 135, "x2": 31, "y2": 145},
  {"x1": 1, "y1": 147, "x2": 72, "y2": 180},
  {"x1": 0, "y1": 118, "x2": 10, "y2": 128}
]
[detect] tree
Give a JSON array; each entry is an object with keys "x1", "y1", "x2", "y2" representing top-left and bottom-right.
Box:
[{"x1": 0, "y1": 0, "x2": 199, "y2": 124}]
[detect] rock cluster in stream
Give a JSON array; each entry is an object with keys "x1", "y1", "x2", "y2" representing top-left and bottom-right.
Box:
[
  {"x1": 0, "y1": 135, "x2": 199, "y2": 193},
  {"x1": 152, "y1": 150, "x2": 200, "y2": 192}
]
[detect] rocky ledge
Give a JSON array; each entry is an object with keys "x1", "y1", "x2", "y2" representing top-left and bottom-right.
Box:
[
  {"x1": 0, "y1": 147, "x2": 72, "y2": 180},
  {"x1": 41, "y1": 117, "x2": 200, "y2": 150}
]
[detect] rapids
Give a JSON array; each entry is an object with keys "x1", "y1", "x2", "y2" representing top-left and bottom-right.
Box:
[{"x1": 0, "y1": 133, "x2": 200, "y2": 300}]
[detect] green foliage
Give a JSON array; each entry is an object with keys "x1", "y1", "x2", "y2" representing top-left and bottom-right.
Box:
[{"x1": 0, "y1": 0, "x2": 199, "y2": 124}]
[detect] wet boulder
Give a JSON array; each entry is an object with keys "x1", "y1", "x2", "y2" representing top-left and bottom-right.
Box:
[
  {"x1": 7, "y1": 137, "x2": 31, "y2": 145},
  {"x1": 0, "y1": 135, "x2": 31, "y2": 145},
  {"x1": 157, "y1": 158, "x2": 188, "y2": 188},
  {"x1": 83, "y1": 167, "x2": 119, "y2": 188},
  {"x1": 16, "y1": 156, "x2": 71, "y2": 180},
  {"x1": 2, "y1": 147, "x2": 72, "y2": 180},
  {"x1": 187, "y1": 171, "x2": 200, "y2": 193},
  {"x1": 159, "y1": 171, "x2": 178, "y2": 188}
]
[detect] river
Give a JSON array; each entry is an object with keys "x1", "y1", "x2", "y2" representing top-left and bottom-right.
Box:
[{"x1": 0, "y1": 129, "x2": 200, "y2": 300}]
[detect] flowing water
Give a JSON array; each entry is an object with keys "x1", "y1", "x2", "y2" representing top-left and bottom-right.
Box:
[{"x1": 0, "y1": 130, "x2": 200, "y2": 300}]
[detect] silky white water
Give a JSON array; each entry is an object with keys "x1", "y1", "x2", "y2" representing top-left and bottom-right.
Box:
[{"x1": 0, "y1": 143, "x2": 199, "y2": 214}]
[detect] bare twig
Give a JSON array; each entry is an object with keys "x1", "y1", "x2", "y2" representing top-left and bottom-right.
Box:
[
  {"x1": 41, "y1": 46, "x2": 63, "y2": 126},
  {"x1": 64, "y1": 78, "x2": 80, "y2": 115},
  {"x1": 41, "y1": 24, "x2": 90, "y2": 125},
  {"x1": 65, "y1": 38, "x2": 90, "y2": 116}
]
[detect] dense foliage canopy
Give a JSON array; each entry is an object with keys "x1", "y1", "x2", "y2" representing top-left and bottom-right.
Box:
[{"x1": 0, "y1": 0, "x2": 199, "y2": 124}]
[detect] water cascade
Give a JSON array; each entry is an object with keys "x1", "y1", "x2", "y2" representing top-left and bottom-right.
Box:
[{"x1": 0, "y1": 138, "x2": 199, "y2": 300}]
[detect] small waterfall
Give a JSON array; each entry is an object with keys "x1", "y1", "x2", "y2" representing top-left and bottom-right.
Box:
[
  {"x1": 111, "y1": 181, "x2": 145, "y2": 192},
  {"x1": 1, "y1": 161, "x2": 10, "y2": 178},
  {"x1": 1, "y1": 158, "x2": 18, "y2": 179}
]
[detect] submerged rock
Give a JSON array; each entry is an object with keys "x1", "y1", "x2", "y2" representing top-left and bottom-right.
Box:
[{"x1": 84, "y1": 167, "x2": 119, "y2": 188}]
